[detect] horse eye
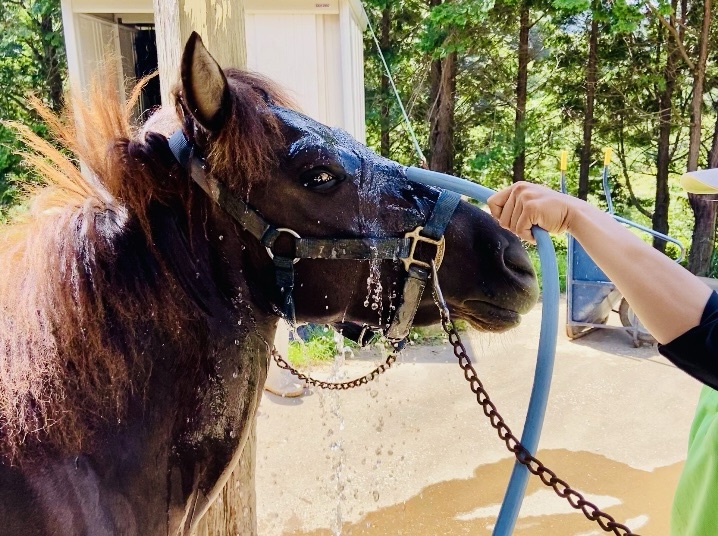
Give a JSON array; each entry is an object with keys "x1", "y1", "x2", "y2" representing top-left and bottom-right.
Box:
[{"x1": 300, "y1": 168, "x2": 344, "y2": 191}]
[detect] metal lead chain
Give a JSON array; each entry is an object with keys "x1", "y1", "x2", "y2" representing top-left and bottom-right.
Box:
[
  {"x1": 271, "y1": 347, "x2": 397, "y2": 390},
  {"x1": 439, "y1": 316, "x2": 639, "y2": 536}
]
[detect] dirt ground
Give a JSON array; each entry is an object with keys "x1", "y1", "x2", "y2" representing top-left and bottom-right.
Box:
[{"x1": 255, "y1": 300, "x2": 702, "y2": 535}]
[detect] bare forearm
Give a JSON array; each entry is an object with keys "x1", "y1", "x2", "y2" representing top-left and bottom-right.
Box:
[{"x1": 568, "y1": 205, "x2": 711, "y2": 344}]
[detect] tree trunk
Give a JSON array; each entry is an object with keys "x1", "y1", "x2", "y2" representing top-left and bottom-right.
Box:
[
  {"x1": 653, "y1": 9, "x2": 679, "y2": 253},
  {"x1": 512, "y1": 0, "x2": 530, "y2": 183},
  {"x1": 379, "y1": 5, "x2": 391, "y2": 158},
  {"x1": 687, "y1": 104, "x2": 718, "y2": 276},
  {"x1": 578, "y1": 5, "x2": 598, "y2": 201},
  {"x1": 686, "y1": 0, "x2": 713, "y2": 275},
  {"x1": 688, "y1": 192, "x2": 718, "y2": 275},
  {"x1": 41, "y1": 12, "x2": 64, "y2": 112},
  {"x1": 428, "y1": 50, "x2": 457, "y2": 174}
]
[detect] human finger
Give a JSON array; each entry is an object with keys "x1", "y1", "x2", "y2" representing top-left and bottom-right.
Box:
[
  {"x1": 510, "y1": 195, "x2": 524, "y2": 234},
  {"x1": 487, "y1": 188, "x2": 511, "y2": 220},
  {"x1": 498, "y1": 189, "x2": 517, "y2": 230},
  {"x1": 515, "y1": 210, "x2": 536, "y2": 244}
]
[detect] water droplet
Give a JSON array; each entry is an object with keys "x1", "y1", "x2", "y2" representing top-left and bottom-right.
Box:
[
  {"x1": 234, "y1": 339, "x2": 240, "y2": 345},
  {"x1": 371, "y1": 302, "x2": 378, "y2": 310},
  {"x1": 229, "y1": 430, "x2": 236, "y2": 438},
  {"x1": 218, "y1": 235, "x2": 224, "y2": 240}
]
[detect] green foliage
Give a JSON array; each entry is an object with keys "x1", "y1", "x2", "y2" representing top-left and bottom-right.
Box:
[
  {"x1": 528, "y1": 240, "x2": 568, "y2": 293},
  {"x1": 551, "y1": 0, "x2": 589, "y2": 12},
  {"x1": 288, "y1": 331, "x2": 339, "y2": 365},
  {"x1": 420, "y1": 0, "x2": 495, "y2": 56},
  {"x1": 0, "y1": 0, "x2": 66, "y2": 214},
  {"x1": 364, "y1": 0, "x2": 717, "y2": 270},
  {"x1": 287, "y1": 325, "x2": 362, "y2": 365},
  {"x1": 286, "y1": 321, "x2": 468, "y2": 365},
  {"x1": 605, "y1": 0, "x2": 642, "y2": 33}
]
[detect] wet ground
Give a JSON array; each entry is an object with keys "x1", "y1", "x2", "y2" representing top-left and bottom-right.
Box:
[{"x1": 255, "y1": 301, "x2": 701, "y2": 535}]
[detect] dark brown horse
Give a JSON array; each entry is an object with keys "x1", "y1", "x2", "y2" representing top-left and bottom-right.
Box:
[{"x1": 0, "y1": 34, "x2": 538, "y2": 535}]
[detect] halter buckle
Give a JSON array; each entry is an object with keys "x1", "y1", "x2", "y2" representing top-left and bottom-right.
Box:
[{"x1": 401, "y1": 226, "x2": 445, "y2": 272}]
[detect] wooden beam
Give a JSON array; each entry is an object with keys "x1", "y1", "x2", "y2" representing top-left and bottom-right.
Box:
[
  {"x1": 153, "y1": 0, "x2": 247, "y2": 103},
  {"x1": 72, "y1": 0, "x2": 153, "y2": 13},
  {"x1": 60, "y1": 0, "x2": 83, "y2": 92},
  {"x1": 151, "y1": 6, "x2": 256, "y2": 535}
]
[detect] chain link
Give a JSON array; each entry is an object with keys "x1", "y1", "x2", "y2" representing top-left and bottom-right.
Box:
[
  {"x1": 440, "y1": 317, "x2": 640, "y2": 536},
  {"x1": 271, "y1": 348, "x2": 397, "y2": 390}
]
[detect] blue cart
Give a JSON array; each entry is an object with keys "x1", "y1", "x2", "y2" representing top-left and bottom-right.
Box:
[{"x1": 561, "y1": 150, "x2": 685, "y2": 346}]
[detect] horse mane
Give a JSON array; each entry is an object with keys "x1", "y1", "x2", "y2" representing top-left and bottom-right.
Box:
[{"x1": 0, "y1": 65, "x2": 291, "y2": 461}]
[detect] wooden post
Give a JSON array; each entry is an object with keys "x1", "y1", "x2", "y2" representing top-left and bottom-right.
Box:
[
  {"x1": 153, "y1": 0, "x2": 247, "y2": 103},
  {"x1": 193, "y1": 424, "x2": 258, "y2": 536},
  {"x1": 152, "y1": 2, "x2": 254, "y2": 534}
]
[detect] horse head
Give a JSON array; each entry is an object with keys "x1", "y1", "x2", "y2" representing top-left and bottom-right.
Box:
[{"x1": 176, "y1": 33, "x2": 538, "y2": 341}]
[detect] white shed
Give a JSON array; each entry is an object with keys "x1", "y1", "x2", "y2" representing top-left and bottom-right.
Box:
[{"x1": 60, "y1": 0, "x2": 368, "y2": 141}]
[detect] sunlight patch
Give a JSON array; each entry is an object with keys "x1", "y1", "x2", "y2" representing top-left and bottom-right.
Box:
[{"x1": 455, "y1": 488, "x2": 622, "y2": 521}]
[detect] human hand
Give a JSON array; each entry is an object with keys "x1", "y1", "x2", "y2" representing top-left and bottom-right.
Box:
[{"x1": 487, "y1": 182, "x2": 583, "y2": 243}]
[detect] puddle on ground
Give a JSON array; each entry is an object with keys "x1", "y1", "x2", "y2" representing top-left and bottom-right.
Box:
[{"x1": 289, "y1": 449, "x2": 682, "y2": 536}]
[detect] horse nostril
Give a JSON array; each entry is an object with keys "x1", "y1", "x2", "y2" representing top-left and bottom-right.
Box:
[
  {"x1": 504, "y1": 241, "x2": 535, "y2": 277},
  {"x1": 502, "y1": 241, "x2": 539, "y2": 312}
]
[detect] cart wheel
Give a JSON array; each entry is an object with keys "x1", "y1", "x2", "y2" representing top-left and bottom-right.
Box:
[
  {"x1": 618, "y1": 298, "x2": 656, "y2": 344},
  {"x1": 566, "y1": 324, "x2": 580, "y2": 339}
]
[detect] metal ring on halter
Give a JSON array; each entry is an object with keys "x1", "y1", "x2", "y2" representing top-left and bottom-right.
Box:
[{"x1": 265, "y1": 228, "x2": 301, "y2": 264}]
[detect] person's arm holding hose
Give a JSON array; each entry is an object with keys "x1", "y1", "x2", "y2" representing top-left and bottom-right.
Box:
[
  {"x1": 487, "y1": 178, "x2": 718, "y2": 536},
  {"x1": 486, "y1": 182, "x2": 712, "y2": 345}
]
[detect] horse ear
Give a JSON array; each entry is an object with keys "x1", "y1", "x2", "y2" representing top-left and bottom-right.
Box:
[{"x1": 180, "y1": 32, "x2": 229, "y2": 132}]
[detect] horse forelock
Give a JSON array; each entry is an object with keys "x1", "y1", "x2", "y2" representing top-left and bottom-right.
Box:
[{"x1": 172, "y1": 68, "x2": 295, "y2": 192}]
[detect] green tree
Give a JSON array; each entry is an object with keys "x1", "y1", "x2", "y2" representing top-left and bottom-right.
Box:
[{"x1": 0, "y1": 0, "x2": 66, "y2": 214}]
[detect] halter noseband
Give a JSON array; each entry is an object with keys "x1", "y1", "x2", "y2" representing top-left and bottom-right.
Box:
[{"x1": 167, "y1": 130, "x2": 460, "y2": 347}]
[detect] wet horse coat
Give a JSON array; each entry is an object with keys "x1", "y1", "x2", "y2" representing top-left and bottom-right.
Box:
[{"x1": 0, "y1": 34, "x2": 538, "y2": 534}]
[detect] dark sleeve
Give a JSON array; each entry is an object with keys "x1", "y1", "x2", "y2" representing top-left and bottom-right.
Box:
[{"x1": 658, "y1": 291, "x2": 718, "y2": 390}]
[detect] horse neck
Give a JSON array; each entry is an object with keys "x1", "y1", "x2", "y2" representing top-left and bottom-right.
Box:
[{"x1": 147, "y1": 191, "x2": 278, "y2": 346}]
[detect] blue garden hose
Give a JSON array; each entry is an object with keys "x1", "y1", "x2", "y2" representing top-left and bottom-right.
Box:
[{"x1": 405, "y1": 167, "x2": 560, "y2": 536}]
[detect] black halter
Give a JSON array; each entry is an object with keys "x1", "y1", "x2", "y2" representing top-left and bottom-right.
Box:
[{"x1": 167, "y1": 130, "x2": 460, "y2": 347}]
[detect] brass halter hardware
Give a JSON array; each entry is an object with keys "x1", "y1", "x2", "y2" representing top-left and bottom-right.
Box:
[{"x1": 401, "y1": 226, "x2": 446, "y2": 272}]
